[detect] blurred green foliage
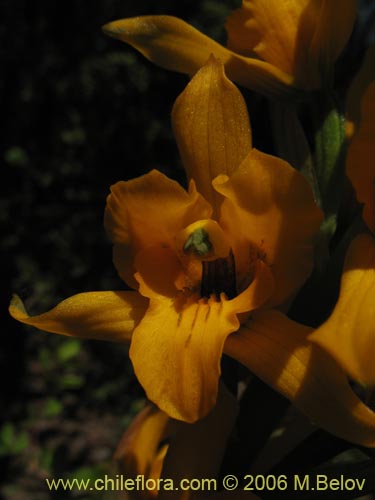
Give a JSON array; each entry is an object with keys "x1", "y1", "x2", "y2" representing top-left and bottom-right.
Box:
[{"x1": 0, "y1": 423, "x2": 29, "y2": 457}]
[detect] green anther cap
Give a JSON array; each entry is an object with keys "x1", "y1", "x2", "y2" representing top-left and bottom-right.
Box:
[{"x1": 184, "y1": 228, "x2": 213, "y2": 257}]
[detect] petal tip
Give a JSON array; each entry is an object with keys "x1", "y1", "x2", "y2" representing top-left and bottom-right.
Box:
[
  {"x1": 9, "y1": 294, "x2": 27, "y2": 320},
  {"x1": 101, "y1": 20, "x2": 124, "y2": 39},
  {"x1": 102, "y1": 18, "x2": 152, "y2": 42}
]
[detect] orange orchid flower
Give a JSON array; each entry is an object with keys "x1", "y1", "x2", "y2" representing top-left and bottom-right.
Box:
[
  {"x1": 9, "y1": 58, "x2": 322, "y2": 425},
  {"x1": 10, "y1": 57, "x2": 375, "y2": 447},
  {"x1": 102, "y1": 0, "x2": 357, "y2": 96}
]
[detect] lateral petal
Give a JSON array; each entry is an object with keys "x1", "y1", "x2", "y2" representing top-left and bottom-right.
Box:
[
  {"x1": 9, "y1": 291, "x2": 147, "y2": 342},
  {"x1": 214, "y1": 149, "x2": 323, "y2": 305},
  {"x1": 172, "y1": 56, "x2": 252, "y2": 214},
  {"x1": 104, "y1": 170, "x2": 211, "y2": 287},
  {"x1": 102, "y1": 15, "x2": 297, "y2": 97},
  {"x1": 310, "y1": 233, "x2": 375, "y2": 385},
  {"x1": 224, "y1": 310, "x2": 375, "y2": 447}
]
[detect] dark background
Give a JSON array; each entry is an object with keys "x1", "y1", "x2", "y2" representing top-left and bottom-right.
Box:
[
  {"x1": 1, "y1": 1, "x2": 374, "y2": 498},
  {"x1": 0, "y1": 1, "x2": 240, "y2": 498}
]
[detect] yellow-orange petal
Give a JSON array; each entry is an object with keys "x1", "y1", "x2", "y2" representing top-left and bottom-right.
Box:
[
  {"x1": 102, "y1": 16, "x2": 298, "y2": 97},
  {"x1": 129, "y1": 295, "x2": 238, "y2": 423},
  {"x1": 213, "y1": 149, "x2": 323, "y2": 306},
  {"x1": 104, "y1": 170, "x2": 212, "y2": 287},
  {"x1": 226, "y1": 0, "x2": 356, "y2": 88},
  {"x1": 9, "y1": 291, "x2": 148, "y2": 342},
  {"x1": 134, "y1": 245, "x2": 190, "y2": 299},
  {"x1": 129, "y1": 264, "x2": 271, "y2": 423},
  {"x1": 159, "y1": 385, "x2": 238, "y2": 500},
  {"x1": 309, "y1": 233, "x2": 375, "y2": 385},
  {"x1": 346, "y1": 80, "x2": 375, "y2": 233},
  {"x1": 226, "y1": 0, "x2": 316, "y2": 87},
  {"x1": 172, "y1": 56, "x2": 251, "y2": 214},
  {"x1": 224, "y1": 310, "x2": 375, "y2": 447},
  {"x1": 115, "y1": 404, "x2": 175, "y2": 499}
]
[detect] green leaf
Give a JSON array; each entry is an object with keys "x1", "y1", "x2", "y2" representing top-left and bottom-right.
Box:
[
  {"x1": 57, "y1": 338, "x2": 81, "y2": 363},
  {"x1": 60, "y1": 128, "x2": 86, "y2": 145},
  {"x1": 312, "y1": 93, "x2": 346, "y2": 227},
  {"x1": 0, "y1": 423, "x2": 14, "y2": 449},
  {"x1": 59, "y1": 373, "x2": 84, "y2": 389},
  {"x1": 43, "y1": 398, "x2": 63, "y2": 417},
  {"x1": 39, "y1": 347, "x2": 53, "y2": 370},
  {"x1": 4, "y1": 146, "x2": 29, "y2": 167},
  {"x1": 0, "y1": 423, "x2": 29, "y2": 456},
  {"x1": 39, "y1": 448, "x2": 54, "y2": 473},
  {"x1": 12, "y1": 431, "x2": 29, "y2": 453}
]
